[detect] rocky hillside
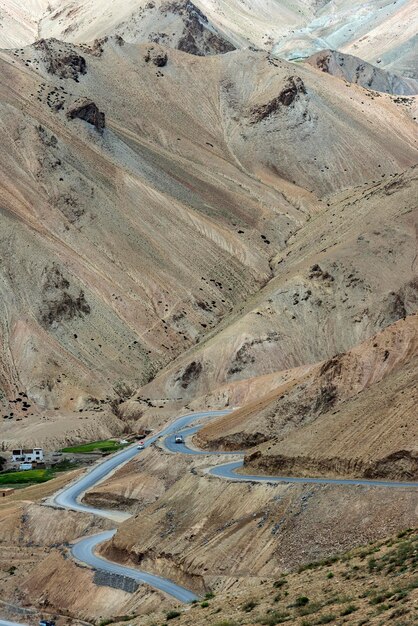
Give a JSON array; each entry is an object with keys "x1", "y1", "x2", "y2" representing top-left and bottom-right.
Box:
[
  {"x1": 307, "y1": 49, "x2": 418, "y2": 95},
  {"x1": 1, "y1": 1, "x2": 417, "y2": 78},
  {"x1": 121, "y1": 528, "x2": 418, "y2": 626},
  {"x1": 133, "y1": 166, "x2": 418, "y2": 410},
  {"x1": 195, "y1": 316, "x2": 417, "y2": 480},
  {"x1": 1, "y1": 453, "x2": 416, "y2": 623},
  {"x1": 1, "y1": 35, "x2": 416, "y2": 448}
]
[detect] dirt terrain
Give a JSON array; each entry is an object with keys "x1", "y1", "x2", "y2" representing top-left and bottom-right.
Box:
[
  {"x1": 1, "y1": 441, "x2": 416, "y2": 622},
  {"x1": 0, "y1": 4, "x2": 416, "y2": 625},
  {"x1": 194, "y1": 315, "x2": 418, "y2": 478},
  {"x1": 0, "y1": 35, "x2": 416, "y2": 449}
]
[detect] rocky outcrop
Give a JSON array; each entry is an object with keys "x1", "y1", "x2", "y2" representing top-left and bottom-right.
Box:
[
  {"x1": 144, "y1": 46, "x2": 168, "y2": 67},
  {"x1": 245, "y1": 449, "x2": 418, "y2": 481},
  {"x1": 39, "y1": 265, "x2": 91, "y2": 328},
  {"x1": 198, "y1": 430, "x2": 268, "y2": 452},
  {"x1": 166, "y1": 1, "x2": 235, "y2": 56},
  {"x1": 34, "y1": 38, "x2": 87, "y2": 81},
  {"x1": 176, "y1": 360, "x2": 202, "y2": 388},
  {"x1": 251, "y1": 76, "x2": 307, "y2": 123},
  {"x1": 67, "y1": 99, "x2": 105, "y2": 132}
]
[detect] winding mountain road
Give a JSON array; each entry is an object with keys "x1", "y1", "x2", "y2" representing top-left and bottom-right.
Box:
[{"x1": 43, "y1": 409, "x2": 418, "y2": 605}]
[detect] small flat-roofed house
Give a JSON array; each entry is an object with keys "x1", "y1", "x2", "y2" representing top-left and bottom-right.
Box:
[
  {"x1": 12, "y1": 448, "x2": 44, "y2": 463},
  {"x1": 0, "y1": 488, "x2": 15, "y2": 497}
]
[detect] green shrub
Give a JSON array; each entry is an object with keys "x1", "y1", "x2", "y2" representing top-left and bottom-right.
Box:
[
  {"x1": 205, "y1": 591, "x2": 215, "y2": 599},
  {"x1": 326, "y1": 572, "x2": 334, "y2": 579},
  {"x1": 294, "y1": 596, "x2": 310, "y2": 607},
  {"x1": 298, "y1": 602, "x2": 322, "y2": 617},
  {"x1": 315, "y1": 615, "x2": 336, "y2": 624},
  {"x1": 166, "y1": 610, "x2": 181, "y2": 620},
  {"x1": 200, "y1": 601, "x2": 209, "y2": 608},
  {"x1": 258, "y1": 610, "x2": 290, "y2": 625},
  {"x1": 340, "y1": 604, "x2": 358, "y2": 616},
  {"x1": 243, "y1": 599, "x2": 258, "y2": 612}
]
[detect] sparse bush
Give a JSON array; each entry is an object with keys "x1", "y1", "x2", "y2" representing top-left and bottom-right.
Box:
[
  {"x1": 205, "y1": 591, "x2": 215, "y2": 599},
  {"x1": 341, "y1": 604, "x2": 358, "y2": 616},
  {"x1": 243, "y1": 599, "x2": 258, "y2": 612},
  {"x1": 258, "y1": 611, "x2": 290, "y2": 625},
  {"x1": 298, "y1": 602, "x2": 322, "y2": 616},
  {"x1": 166, "y1": 610, "x2": 181, "y2": 620},
  {"x1": 326, "y1": 572, "x2": 334, "y2": 579},
  {"x1": 294, "y1": 596, "x2": 310, "y2": 607},
  {"x1": 315, "y1": 615, "x2": 336, "y2": 624}
]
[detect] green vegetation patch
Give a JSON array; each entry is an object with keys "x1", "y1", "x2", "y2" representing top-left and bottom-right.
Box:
[
  {"x1": 0, "y1": 469, "x2": 53, "y2": 485},
  {"x1": 61, "y1": 439, "x2": 129, "y2": 454}
]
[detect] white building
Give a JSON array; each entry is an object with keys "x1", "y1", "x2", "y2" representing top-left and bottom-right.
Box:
[{"x1": 12, "y1": 448, "x2": 44, "y2": 463}]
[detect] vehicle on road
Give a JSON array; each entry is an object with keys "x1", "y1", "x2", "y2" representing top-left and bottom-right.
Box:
[
  {"x1": 137, "y1": 442, "x2": 145, "y2": 450},
  {"x1": 39, "y1": 620, "x2": 55, "y2": 626},
  {"x1": 175, "y1": 435, "x2": 184, "y2": 444}
]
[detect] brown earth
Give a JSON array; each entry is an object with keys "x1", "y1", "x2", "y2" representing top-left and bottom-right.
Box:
[
  {"x1": 94, "y1": 442, "x2": 417, "y2": 595},
  {"x1": 1, "y1": 37, "x2": 416, "y2": 449},
  {"x1": 195, "y1": 316, "x2": 418, "y2": 480},
  {"x1": 107, "y1": 528, "x2": 418, "y2": 626}
]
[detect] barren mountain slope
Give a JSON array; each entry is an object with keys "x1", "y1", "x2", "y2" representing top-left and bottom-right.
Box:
[
  {"x1": 132, "y1": 164, "x2": 418, "y2": 412},
  {"x1": 2, "y1": 39, "x2": 416, "y2": 447},
  {"x1": 100, "y1": 529, "x2": 418, "y2": 626},
  {"x1": 245, "y1": 353, "x2": 417, "y2": 480},
  {"x1": 0, "y1": 1, "x2": 416, "y2": 77},
  {"x1": 196, "y1": 315, "x2": 418, "y2": 451},
  {"x1": 307, "y1": 49, "x2": 418, "y2": 95}
]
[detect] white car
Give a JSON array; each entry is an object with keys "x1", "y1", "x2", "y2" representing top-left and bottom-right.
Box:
[
  {"x1": 137, "y1": 442, "x2": 145, "y2": 450},
  {"x1": 175, "y1": 435, "x2": 184, "y2": 444}
]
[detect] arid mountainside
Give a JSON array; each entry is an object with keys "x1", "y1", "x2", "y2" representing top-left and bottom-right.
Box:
[
  {"x1": 307, "y1": 49, "x2": 418, "y2": 95},
  {"x1": 0, "y1": 453, "x2": 417, "y2": 624},
  {"x1": 132, "y1": 166, "x2": 418, "y2": 411},
  {"x1": 92, "y1": 440, "x2": 417, "y2": 613},
  {"x1": 1, "y1": 36, "x2": 416, "y2": 448},
  {"x1": 105, "y1": 528, "x2": 418, "y2": 626},
  {"x1": 0, "y1": 4, "x2": 417, "y2": 626},
  {"x1": 1, "y1": 1, "x2": 416, "y2": 78},
  {"x1": 194, "y1": 315, "x2": 417, "y2": 479}
]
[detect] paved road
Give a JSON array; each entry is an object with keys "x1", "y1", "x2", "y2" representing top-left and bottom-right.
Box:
[
  {"x1": 208, "y1": 460, "x2": 418, "y2": 488},
  {"x1": 48, "y1": 410, "x2": 230, "y2": 604},
  {"x1": 164, "y1": 426, "x2": 238, "y2": 456},
  {"x1": 38, "y1": 408, "x2": 418, "y2": 609},
  {"x1": 0, "y1": 621, "x2": 28, "y2": 626},
  {"x1": 52, "y1": 410, "x2": 230, "y2": 519},
  {"x1": 72, "y1": 530, "x2": 198, "y2": 603}
]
